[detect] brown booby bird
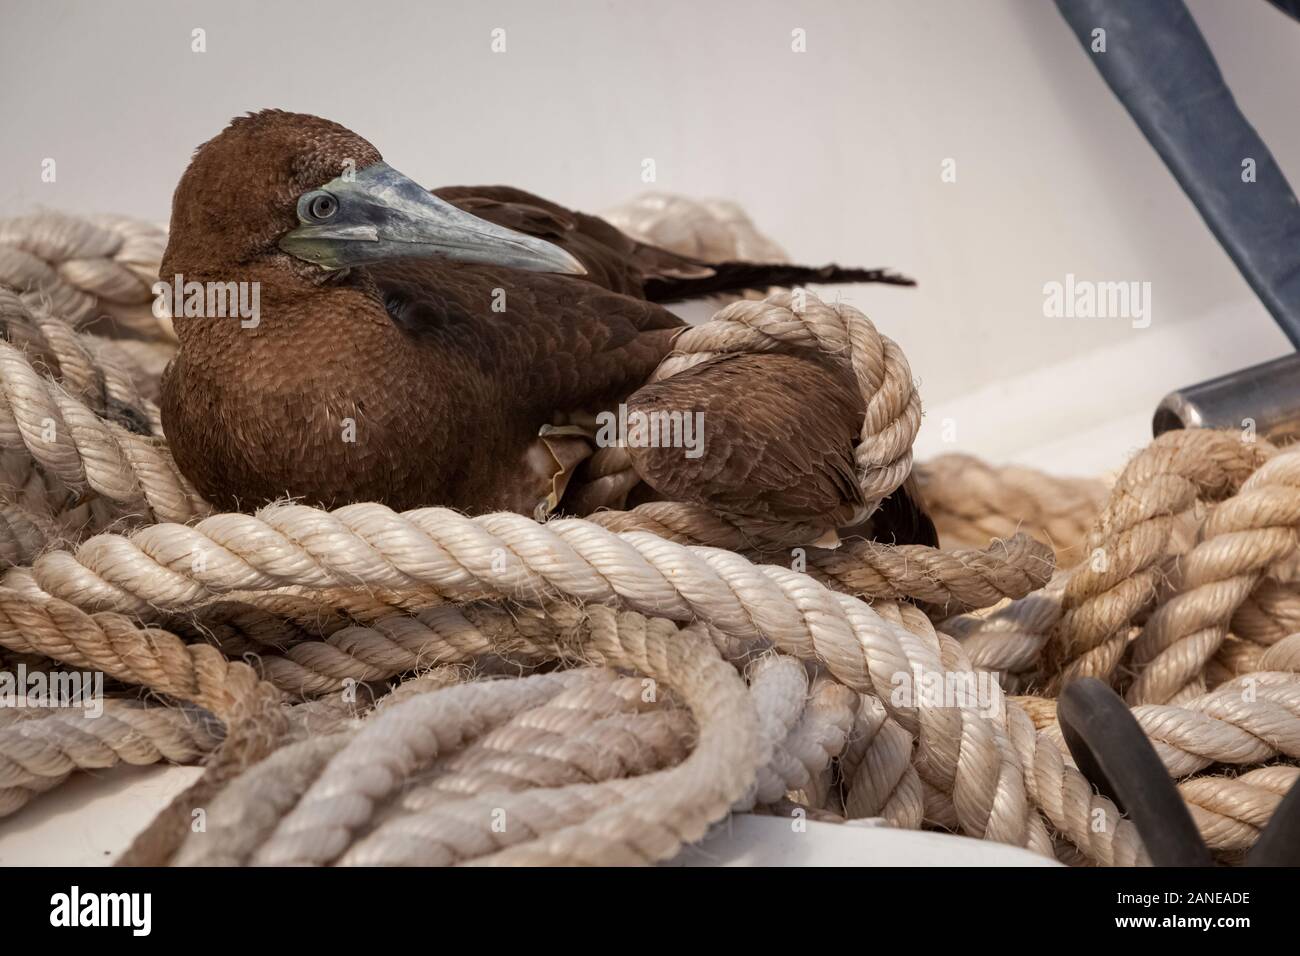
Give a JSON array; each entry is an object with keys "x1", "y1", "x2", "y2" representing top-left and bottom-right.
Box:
[{"x1": 160, "y1": 111, "x2": 935, "y2": 545}]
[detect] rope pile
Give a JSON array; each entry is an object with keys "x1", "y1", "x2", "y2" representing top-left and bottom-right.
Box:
[
  {"x1": 602, "y1": 193, "x2": 790, "y2": 270},
  {"x1": 0, "y1": 206, "x2": 1296, "y2": 867}
]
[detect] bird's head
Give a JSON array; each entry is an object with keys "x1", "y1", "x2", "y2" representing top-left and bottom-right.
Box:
[{"x1": 163, "y1": 109, "x2": 585, "y2": 279}]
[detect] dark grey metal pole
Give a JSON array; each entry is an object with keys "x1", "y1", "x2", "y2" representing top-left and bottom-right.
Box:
[{"x1": 1056, "y1": 0, "x2": 1300, "y2": 348}]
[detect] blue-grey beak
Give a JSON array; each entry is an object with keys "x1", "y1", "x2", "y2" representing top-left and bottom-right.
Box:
[{"x1": 279, "y1": 162, "x2": 586, "y2": 275}]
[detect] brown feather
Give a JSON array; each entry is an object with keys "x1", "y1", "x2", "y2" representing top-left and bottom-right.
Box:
[
  {"x1": 624, "y1": 353, "x2": 866, "y2": 525},
  {"x1": 433, "y1": 184, "x2": 914, "y2": 302}
]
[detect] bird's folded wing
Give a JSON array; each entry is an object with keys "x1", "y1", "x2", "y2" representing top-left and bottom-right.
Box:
[
  {"x1": 622, "y1": 352, "x2": 867, "y2": 525},
  {"x1": 433, "y1": 184, "x2": 722, "y2": 298}
]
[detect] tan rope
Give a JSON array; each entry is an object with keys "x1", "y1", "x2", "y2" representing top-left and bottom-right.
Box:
[
  {"x1": 942, "y1": 573, "x2": 1070, "y2": 678},
  {"x1": 590, "y1": 504, "x2": 1053, "y2": 612},
  {"x1": 839, "y1": 600, "x2": 927, "y2": 827},
  {"x1": 1, "y1": 504, "x2": 1045, "y2": 854},
  {"x1": 0, "y1": 698, "x2": 219, "y2": 814},
  {"x1": 1128, "y1": 445, "x2": 1300, "y2": 704},
  {"x1": 398, "y1": 674, "x2": 694, "y2": 805},
  {"x1": 0, "y1": 212, "x2": 174, "y2": 340},
  {"x1": 0, "y1": 287, "x2": 163, "y2": 436},
  {"x1": 0, "y1": 337, "x2": 205, "y2": 523},
  {"x1": 466, "y1": 612, "x2": 758, "y2": 866},
  {"x1": 0, "y1": 208, "x2": 1297, "y2": 867},
  {"x1": 235, "y1": 604, "x2": 549, "y2": 697},
  {"x1": 0, "y1": 575, "x2": 288, "y2": 864},
  {"x1": 601, "y1": 192, "x2": 789, "y2": 267},
  {"x1": 0, "y1": 590, "x2": 271, "y2": 718},
  {"x1": 1179, "y1": 765, "x2": 1300, "y2": 855},
  {"x1": 915, "y1": 455, "x2": 1109, "y2": 566},
  {"x1": 176, "y1": 637, "x2": 827, "y2": 867},
  {"x1": 8, "y1": 436, "x2": 1297, "y2": 862},
  {"x1": 841, "y1": 691, "x2": 924, "y2": 826},
  {"x1": 1043, "y1": 429, "x2": 1274, "y2": 690},
  {"x1": 0, "y1": 504, "x2": 61, "y2": 570},
  {"x1": 0, "y1": 449, "x2": 118, "y2": 539},
  {"x1": 778, "y1": 672, "x2": 858, "y2": 801},
  {"x1": 875, "y1": 598, "x2": 1141, "y2": 862},
  {"x1": 245, "y1": 610, "x2": 760, "y2": 866},
  {"x1": 1233, "y1": 577, "x2": 1300, "y2": 646},
  {"x1": 211, "y1": 669, "x2": 610, "y2": 866}
]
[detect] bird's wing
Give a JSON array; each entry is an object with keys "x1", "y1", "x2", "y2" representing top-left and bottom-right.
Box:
[
  {"x1": 624, "y1": 351, "x2": 937, "y2": 544},
  {"x1": 366, "y1": 260, "x2": 934, "y2": 542},
  {"x1": 622, "y1": 352, "x2": 866, "y2": 524},
  {"x1": 366, "y1": 258, "x2": 683, "y2": 416},
  {"x1": 433, "y1": 184, "x2": 711, "y2": 300},
  {"x1": 433, "y1": 185, "x2": 915, "y2": 303}
]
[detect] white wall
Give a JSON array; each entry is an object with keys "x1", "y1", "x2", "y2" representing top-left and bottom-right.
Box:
[{"x1": 1, "y1": 0, "x2": 1296, "y2": 466}]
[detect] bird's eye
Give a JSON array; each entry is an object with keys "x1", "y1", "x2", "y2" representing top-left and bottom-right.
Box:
[{"x1": 302, "y1": 191, "x2": 339, "y2": 223}]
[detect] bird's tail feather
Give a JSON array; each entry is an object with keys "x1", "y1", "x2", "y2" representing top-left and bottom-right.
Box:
[{"x1": 642, "y1": 261, "x2": 915, "y2": 304}]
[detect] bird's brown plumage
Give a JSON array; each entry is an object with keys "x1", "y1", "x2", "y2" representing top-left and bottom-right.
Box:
[
  {"x1": 431, "y1": 184, "x2": 915, "y2": 303},
  {"x1": 161, "y1": 110, "x2": 935, "y2": 545},
  {"x1": 625, "y1": 353, "x2": 866, "y2": 525}
]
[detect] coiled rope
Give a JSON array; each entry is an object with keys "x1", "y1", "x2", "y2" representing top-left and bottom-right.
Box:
[{"x1": 0, "y1": 207, "x2": 1296, "y2": 867}]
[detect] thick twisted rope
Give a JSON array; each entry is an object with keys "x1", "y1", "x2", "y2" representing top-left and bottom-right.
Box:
[
  {"x1": 223, "y1": 603, "x2": 549, "y2": 697},
  {"x1": 779, "y1": 672, "x2": 858, "y2": 806},
  {"x1": 0, "y1": 500, "x2": 1048, "y2": 855},
  {"x1": 398, "y1": 674, "x2": 694, "y2": 804},
  {"x1": 941, "y1": 574, "x2": 1070, "y2": 679},
  {"x1": 915, "y1": 454, "x2": 1109, "y2": 567},
  {"x1": 0, "y1": 504, "x2": 61, "y2": 571},
  {"x1": 591, "y1": 502, "x2": 1053, "y2": 612},
  {"x1": 0, "y1": 573, "x2": 287, "y2": 865},
  {"x1": 867, "y1": 598, "x2": 1144, "y2": 863},
  {"x1": 0, "y1": 205, "x2": 1297, "y2": 867},
  {"x1": 255, "y1": 669, "x2": 612, "y2": 865},
  {"x1": 0, "y1": 287, "x2": 162, "y2": 436},
  {"x1": 0, "y1": 287, "x2": 177, "y2": 566},
  {"x1": 229, "y1": 610, "x2": 762, "y2": 866},
  {"x1": 1041, "y1": 429, "x2": 1273, "y2": 690},
  {"x1": 942, "y1": 435, "x2": 1292, "y2": 692},
  {"x1": 744, "y1": 659, "x2": 857, "y2": 807},
  {"x1": 177, "y1": 640, "x2": 824, "y2": 867},
  {"x1": 838, "y1": 601, "x2": 927, "y2": 827},
  {"x1": 0, "y1": 699, "x2": 219, "y2": 815},
  {"x1": 1259, "y1": 631, "x2": 1300, "y2": 672},
  {"x1": 602, "y1": 192, "x2": 789, "y2": 267},
  {"x1": 1009, "y1": 672, "x2": 1300, "y2": 857},
  {"x1": 0, "y1": 212, "x2": 174, "y2": 340},
  {"x1": 0, "y1": 337, "x2": 205, "y2": 523},
  {"x1": 1233, "y1": 577, "x2": 1300, "y2": 646},
  {"x1": 465, "y1": 612, "x2": 759, "y2": 866},
  {"x1": 840, "y1": 691, "x2": 924, "y2": 825},
  {"x1": 1128, "y1": 445, "x2": 1300, "y2": 705},
  {"x1": 1134, "y1": 672, "x2": 1300, "y2": 777},
  {"x1": 0, "y1": 449, "x2": 117, "y2": 538},
  {"x1": 0, "y1": 586, "x2": 273, "y2": 720},
  {"x1": 15, "y1": 483, "x2": 1296, "y2": 862},
  {"x1": 1020, "y1": 672, "x2": 1300, "y2": 782},
  {"x1": 1179, "y1": 765, "x2": 1300, "y2": 855}
]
